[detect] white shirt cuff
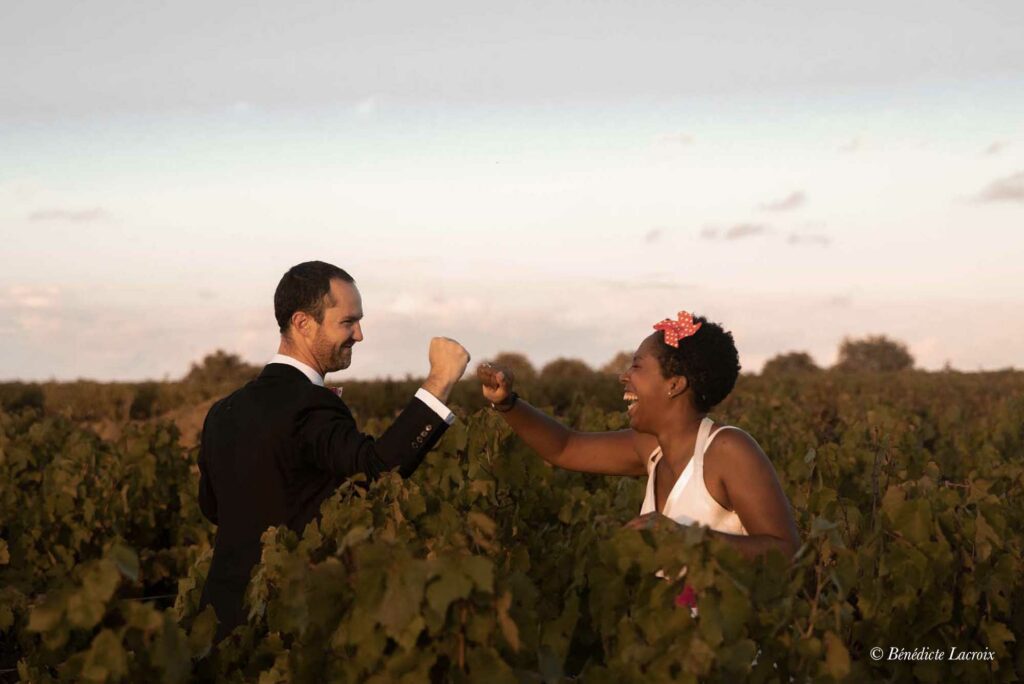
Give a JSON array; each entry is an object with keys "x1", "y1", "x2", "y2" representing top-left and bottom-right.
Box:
[{"x1": 414, "y1": 388, "x2": 456, "y2": 425}]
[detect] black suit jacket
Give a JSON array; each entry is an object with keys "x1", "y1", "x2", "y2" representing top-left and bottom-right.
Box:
[{"x1": 197, "y1": 363, "x2": 449, "y2": 640}]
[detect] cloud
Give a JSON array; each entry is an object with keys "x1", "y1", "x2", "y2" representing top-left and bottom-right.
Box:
[
  {"x1": 983, "y1": 141, "x2": 1007, "y2": 155},
  {"x1": 353, "y1": 96, "x2": 379, "y2": 118},
  {"x1": 823, "y1": 295, "x2": 852, "y2": 307},
  {"x1": 28, "y1": 208, "x2": 109, "y2": 223},
  {"x1": 644, "y1": 228, "x2": 663, "y2": 243},
  {"x1": 0, "y1": 285, "x2": 60, "y2": 309},
  {"x1": 656, "y1": 132, "x2": 694, "y2": 146},
  {"x1": 700, "y1": 223, "x2": 770, "y2": 241},
  {"x1": 382, "y1": 292, "x2": 486, "y2": 322},
  {"x1": 0, "y1": 286, "x2": 63, "y2": 340},
  {"x1": 14, "y1": 314, "x2": 61, "y2": 335},
  {"x1": 787, "y1": 232, "x2": 831, "y2": 247},
  {"x1": 975, "y1": 171, "x2": 1024, "y2": 203},
  {"x1": 598, "y1": 278, "x2": 691, "y2": 291},
  {"x1": 725, "y1": 223, "x2": 768, "y2": 239},
  {"x1": 760, "y1": 191, "x2": 806, "y2": 212},
  {"x1": 839, "y1": 136, "x2": 863, "y2": 153}
]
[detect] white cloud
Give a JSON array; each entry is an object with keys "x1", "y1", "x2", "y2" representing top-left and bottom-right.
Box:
[
  {"x1": 1, "y1": 285, "x2": 61, "y2": 309},
  {"x1": 760, "y1": 191, "x2": 806, "y2": 212},
  {"x1": 644, "y1": 228, "x2": 663, "y2": 243},
  {"x1": 28, "y1": 208, "x2": 109, "y2": 223},
  {"x1": 353, "y1": 96, "x2": 379, "y2": 118},
  {"x1": 655, "y1": 132, "x2": 694, "y2": 146},
  {"x1": 787, "y1": 232, "x2": 831, "y2": 247},
  {"x1": 839, "y1": 136, "x2": 863, "y2": 153},
  {"x1": 983, "y1": 141, "x2": 1007, "y2": 155},
  {"x1": 975, "y1": 171, "x2": 1024, "y2": 203},
  {"x1": 15, "y1": 313, "x2": 61, "y2": 334}
]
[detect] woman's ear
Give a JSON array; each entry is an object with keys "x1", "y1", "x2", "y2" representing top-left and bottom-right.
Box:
[{"x1": 668, "y1": 376, "x2": 689, "y2": 398}]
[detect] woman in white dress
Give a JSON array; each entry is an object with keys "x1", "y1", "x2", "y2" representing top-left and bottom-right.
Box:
[{"x1": 477, "y1": 311, "x2": 799, "y2": 559}]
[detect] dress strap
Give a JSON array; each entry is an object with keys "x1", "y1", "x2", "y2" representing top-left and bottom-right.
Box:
[
  {"x1": 704, "y1": 425, "x2": 744, "y2": 453},
  {"x1": 691, "y1": 417, "x2": 715, "y2": 479}
]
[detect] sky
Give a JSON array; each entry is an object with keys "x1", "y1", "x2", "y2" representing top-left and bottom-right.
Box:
[{"x1": 2, "y1": 0, "x2": 1023, "y2": 381}]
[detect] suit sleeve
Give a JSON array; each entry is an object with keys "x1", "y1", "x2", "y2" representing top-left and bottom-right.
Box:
[
  {"x1": 297, "y1": 394, "x2": 450, "y2": 480},
  {"x1": 197, "y1": 407, "x2": 219, "y2": 524}
]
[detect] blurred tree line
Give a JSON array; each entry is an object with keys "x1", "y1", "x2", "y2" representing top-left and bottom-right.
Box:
[{"x1": 0, "y1": 334, "x2": 948, "y2": 435}]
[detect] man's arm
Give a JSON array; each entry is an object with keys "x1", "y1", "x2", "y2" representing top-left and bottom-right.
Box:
[
  {"x1": 299, "y1": 393, "x2": 452, "y2": 479},
  {"x1": 300, "y1": 337, "x2": 469, "y2": 480}
]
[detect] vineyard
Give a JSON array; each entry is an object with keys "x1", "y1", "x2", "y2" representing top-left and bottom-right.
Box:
[{"x1": 1, "y1": 368, "x2": 1022, "y2": 682}]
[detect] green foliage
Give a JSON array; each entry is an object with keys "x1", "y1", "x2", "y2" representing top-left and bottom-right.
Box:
[
  {"x1": 835, "y1": 335, "x2": 915, "y2": 372},
  {"x1": 0, "y1": 382, "x2": 45, "y2": 413},
  {"x1": 483, "y1": 352, "x2": 538, "y2": 383},
  {"x1": 128, "y1": 383, "x2": 161, "y2": 420},
  {"x1": 600, "y1": 351, "x2": 634, "y2": 376},
  {"x1": 183, "y1": 350, "x2": 261, "y2": 395},
  {"x1": 761, "y1": 351, "x2": 821, "y2": 375},
  {"x1": 540, "y1": 358, "x2": 593, "y2": 382},
  {"x1": 2, "y1": 369, "x2": 1023, "y2": 681}
]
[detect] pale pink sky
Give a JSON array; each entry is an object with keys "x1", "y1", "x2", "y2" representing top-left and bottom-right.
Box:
[{"x1": 2, "y1": 1, "x2": 1023, "y2": 380}]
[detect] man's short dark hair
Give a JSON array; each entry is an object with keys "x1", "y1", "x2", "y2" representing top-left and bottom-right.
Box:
[
  {"x1": 652, "y1": 315, "x2": 741, "y2": 412},
  {"x1": 274, "y1": 261, "x2": 354, "y2": 334}
]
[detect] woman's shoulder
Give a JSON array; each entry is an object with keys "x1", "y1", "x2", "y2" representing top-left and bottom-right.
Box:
[
  {"x1": 704, "y1": 422, "x2": 770, "y2": 472},
  {"x1": 631, "y1": 429, "x2": 661, "y2": 463}
]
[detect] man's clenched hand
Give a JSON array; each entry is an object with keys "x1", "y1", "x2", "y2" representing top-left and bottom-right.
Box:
[{"x1": 421, "y1": 337, "x2": 470, "y2": 402}]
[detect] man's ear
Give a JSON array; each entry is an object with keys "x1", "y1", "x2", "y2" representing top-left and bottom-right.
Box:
[{"x1": 290, "y1": 310, "x2": 314, "y2": 339}]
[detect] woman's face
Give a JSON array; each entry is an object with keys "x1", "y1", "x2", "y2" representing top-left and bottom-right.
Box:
[{"x1": 619, "y1": 333, "x2": 680, "y2": 433}]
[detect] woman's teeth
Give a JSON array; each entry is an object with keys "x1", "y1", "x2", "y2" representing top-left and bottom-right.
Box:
[{"x1": 623, "y1": 392, "x2": 639, "y2": 412}]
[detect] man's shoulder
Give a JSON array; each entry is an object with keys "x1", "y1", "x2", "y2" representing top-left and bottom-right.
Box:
[
  {"x1": 203, "y1": 383, "x2": 253, "y2": 420},
  {"x1": 218, "y1": 373, "x2": 348, "y2": 411}
]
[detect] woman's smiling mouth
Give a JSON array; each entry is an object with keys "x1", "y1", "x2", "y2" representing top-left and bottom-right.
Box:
[{"x1": 624, "y1": 391, "x2": 639, "y2": 415}]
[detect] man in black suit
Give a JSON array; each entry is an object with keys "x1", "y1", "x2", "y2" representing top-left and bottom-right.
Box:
[{"x1": 197, "y1": 261, "x2": 470, "y2": 641}]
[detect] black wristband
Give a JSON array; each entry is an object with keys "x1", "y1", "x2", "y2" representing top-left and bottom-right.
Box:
[{"x1": 491, "y1": 391, "x2": 518, "y2": 413}]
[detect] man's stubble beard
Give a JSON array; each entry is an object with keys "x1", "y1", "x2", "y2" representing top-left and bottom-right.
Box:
[
  {"x1": 335, "y1": 346, "x2": 353, "y2": 371},
  {"x1": 312, "y1": 332, "x2": 353, "y2": 374}
]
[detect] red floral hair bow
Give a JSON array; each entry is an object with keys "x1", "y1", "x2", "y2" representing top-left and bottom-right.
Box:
[{"x1": 653, "y1": 311, "x2": 703, "y2": 347}]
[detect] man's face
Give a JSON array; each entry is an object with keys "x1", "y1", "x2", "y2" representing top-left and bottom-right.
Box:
[{"x1": 310, "y1": 279, "x2": 364, "y2": 373}]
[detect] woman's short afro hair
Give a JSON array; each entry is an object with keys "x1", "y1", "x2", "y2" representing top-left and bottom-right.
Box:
[{"x1": 651, "y1": 314, "x2": 741, "y2": 413}]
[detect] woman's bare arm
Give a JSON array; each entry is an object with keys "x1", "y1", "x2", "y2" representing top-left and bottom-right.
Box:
[
  {"x1": 704, "y1": 430, "x2": 801, "y2": 558},
  {"x1": 478, "y1": 363, "x2": 653, "y2": 476}
]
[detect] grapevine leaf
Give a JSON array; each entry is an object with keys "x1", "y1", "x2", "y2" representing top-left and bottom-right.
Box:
[
  {"x1": 27, "y1": 596, "x2": 64, "y2": 633},
  {"x1": 823, "y1": 631, "x2": 850, "y2": 680},
  {"x1": 66, "y1": 591, "x2": 107, "y2": 631},
  {"x1": 81, "y1": 629, "x2": 127, "y2": 682},
  {"x1": 378, "y1": 562, "x2": 428, "y2": 636},
  {"x1": 461, "y1": 556, "x2": 494, "y2": 593},
  {"x1": 495, "y1": 591, "x2": 520, "y2": 652},
  {"x1": 152, "y1": 612, "x2": 192, "y2": 684},
  {"x1": 107, "y1": 544, "x2": 140, "y2": 583},
  {"x1": 981, "y1": 620, "x2": 1015, "y2": 658},
  {"x1": 426, "y1": 572, "x2": 473, "y2": 616},
  {"x1": 188, "y1": 605, "x2": 218, "y2": 659},
  {"x1": 0, "y1": 604, "x2": 13, "y2": 632}
]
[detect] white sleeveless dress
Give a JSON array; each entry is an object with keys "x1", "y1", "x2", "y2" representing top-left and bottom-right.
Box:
[{"x1": 639, "y1": 416, "x2": 748, "y2": 536}]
